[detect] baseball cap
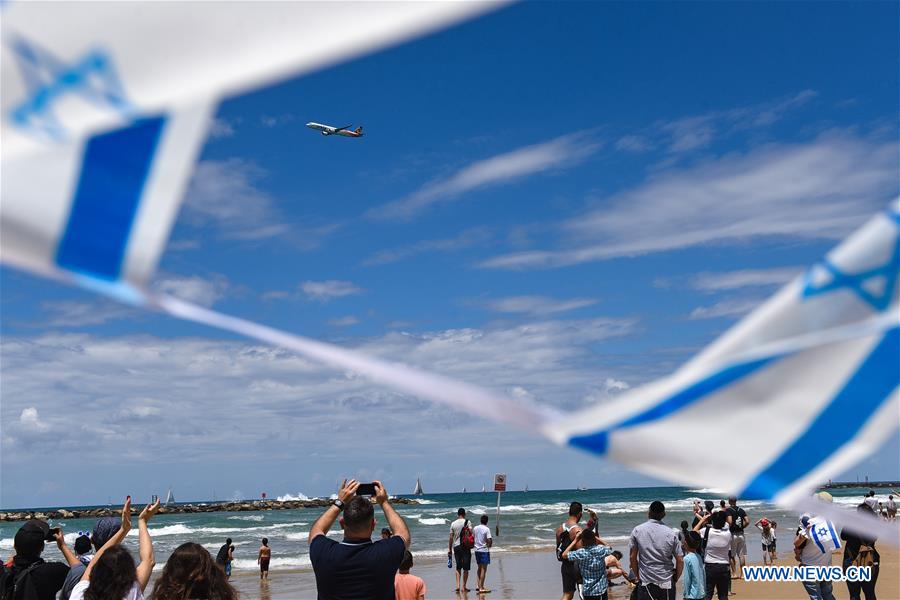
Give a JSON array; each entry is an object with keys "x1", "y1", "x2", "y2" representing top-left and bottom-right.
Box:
[
  {"x1": 760, "y1": 518, "x2": 770, "y2": 527},
  {"x1": 14, "y1": 520, "x2": 50, "y2": 559}
]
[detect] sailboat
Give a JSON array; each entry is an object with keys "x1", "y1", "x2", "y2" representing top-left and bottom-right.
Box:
[
  {"x1": 164, "y1": 486, "x2": 175, "y2": 506},
  {"x1": 524, "y1": 484, "x2": 529, "y2": 493},
  {"x1": 413, "y1": 478, "x2": 424, "y2": 496},
  {"x1": 481, "y1": 484, "x2": 486, "y2": 493},
  {"x1": 462, "y1": 487, "x2": 467, "y2": 493}
]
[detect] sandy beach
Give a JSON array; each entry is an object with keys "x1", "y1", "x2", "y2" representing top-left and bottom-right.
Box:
[{"x1": 216, "y1": 545, "x2": 899, "y2": 600}]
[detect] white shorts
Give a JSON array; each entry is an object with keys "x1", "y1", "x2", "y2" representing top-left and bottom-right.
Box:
[{"x1": 731, "y1": 533, "x2": 747, "y2": 557}]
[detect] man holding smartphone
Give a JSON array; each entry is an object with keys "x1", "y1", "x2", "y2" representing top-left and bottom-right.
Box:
[{"x1": 309, "y1": 479, "x2": 410, "y2": 599}]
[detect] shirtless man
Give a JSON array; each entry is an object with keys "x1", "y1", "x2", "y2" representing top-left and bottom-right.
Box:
[{"x1": 258, "y1": 537, "x2": 271, "y2": 580}]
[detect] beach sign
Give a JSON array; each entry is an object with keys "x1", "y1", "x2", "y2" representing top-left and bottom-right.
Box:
[{"x1": 493, "y1": 473, "x2": 507, "y2": 493}]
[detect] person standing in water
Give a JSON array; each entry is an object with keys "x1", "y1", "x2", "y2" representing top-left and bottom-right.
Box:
[{"x1": 258, "y1": 538, "x2": 271, "y2": 580}]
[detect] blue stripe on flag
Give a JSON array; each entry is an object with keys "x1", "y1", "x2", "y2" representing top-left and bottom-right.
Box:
[
  {"x1": 827, "y1": 521, "x2": 841, "y2": 551},
  {"x1": 56, "y1": 116, "x2": 165, "y2": 280},
  {"x1": 811, "y1": 524, "x2": 826, "y2": 554},
  {"x1": 569, "y1": 356, "x2": 774, "y2": 455},
  {"x1": 740, "y1": 327, "x2": 900, "y2": 500}
]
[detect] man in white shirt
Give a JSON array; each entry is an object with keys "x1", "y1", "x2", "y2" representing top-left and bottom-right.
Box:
[{"x1": 472, "y1": 514, "x2": 493, "y2": 593}]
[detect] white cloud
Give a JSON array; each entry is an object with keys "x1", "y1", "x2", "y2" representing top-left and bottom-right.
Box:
[
  {"x1": 0, "y1": 317, "x2": 638, "y2": 474},
  {"x1": 328, "y1": 316, "x2": 360, "y2": 327},
  {"x1": 19, "y1": 407, "x2": 49, "y2": 432},
  {"x1": 480, "y1": 132, "x2": 898, "y2": 269},
  {"x1": 152, "y1": 274, "x2": 229, "y2": 307},
  {"x1": 183, "y1": 159, "x2": 290, "y2": 240},
  {"x1": 260, "y1": 114, "x2": 296, "y2": 128},
  {"x1": 39, "y1": 300, "x2": 138, "y2": 328},
  {"x1": 300, "y1": 280, "x2": 363, "y2": 301},
  {"x1": 362, "y1": 227, "x2": 491, "y2": 266},
  {"x1": 690, "y1": 267, "x2": 802, "y2": 292},
  {"x1": 615, "y1": 135, "x2": 653, "y2": 152},
  {"x1": 208, "y1": 118, "x2": 236, "y2": 139},
  {"x1": 689, "y1": 298, "x2": 762, "y2": 320},
  {"x1": 368, "y1": 133, "x2": 601, "y2": 220},
  {"x1": 484, "y1": 295, "x2": 598, "y2": 316}
]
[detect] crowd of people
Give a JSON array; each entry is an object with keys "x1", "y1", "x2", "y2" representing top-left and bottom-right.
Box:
[{"x1": 1, "y1": 484, "x2": 890, "y2": 600}]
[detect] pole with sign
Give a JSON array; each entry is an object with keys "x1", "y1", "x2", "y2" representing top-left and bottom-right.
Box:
[{"x1": 493, "y1": 473, "x2": 506, "y2": 536}]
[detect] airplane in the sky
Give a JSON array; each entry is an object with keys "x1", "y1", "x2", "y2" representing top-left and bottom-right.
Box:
[{"x1": 306, "y1": 122, "x2": 364, "y2": 137}]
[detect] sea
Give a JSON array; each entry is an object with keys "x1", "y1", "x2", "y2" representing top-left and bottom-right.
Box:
[{"x1": 0, "y1": 486, "x2": 878, "y2": 574}]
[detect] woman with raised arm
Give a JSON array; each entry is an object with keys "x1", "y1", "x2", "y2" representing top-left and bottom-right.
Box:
[
  {"x1": 69, "y1": 496, "x2": 161, "y2": 600},
  {"x1": 152, "y1": 542, "x2": 238, "y2": 600}
]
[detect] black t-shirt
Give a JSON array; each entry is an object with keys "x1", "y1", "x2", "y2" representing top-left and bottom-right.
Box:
[
  {"x1": 726, "y1": 507, "x2": 747, "y2": 534},
  {"x1": 215, "y1": 543, "x2": 230, "y2": 565},
  {"x1": 10, "y1": 558, "x2": 70, "y2": 600},
  {"x1": 309, "y1": 534, "x2": 406, "y2": 600}
]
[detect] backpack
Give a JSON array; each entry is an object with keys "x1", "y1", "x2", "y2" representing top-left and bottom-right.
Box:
[
  {"x1": 556, "y1": 523, "x2": 576, "y2": 562},
  {"x1": 0, "y1": 561, "x2": 42, "y2": 600},
  {"x1": 459, "y1": 520, "x2": 475, "y2": 550}
]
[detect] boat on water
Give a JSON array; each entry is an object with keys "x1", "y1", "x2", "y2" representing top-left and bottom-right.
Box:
[
  {"x1": 413, "y1": 478, "x2": 424, "y2": 496},
  {"x1": 525, "y1": 484, "x2": 529, "y2": 492},
  {"x1": 576, "y1": 486, "x2": 588, "y2": 491},
  {"x1": 462, "y1": 487, "x2": 467, "y2": 493},
  {"x1": 164, "y1": 486, "x2": 175, "y2": 506},
  {"x1": 481, "y1": 484, "x2": 486, "y2": 493}
]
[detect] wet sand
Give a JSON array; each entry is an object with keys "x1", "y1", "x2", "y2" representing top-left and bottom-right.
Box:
[{"x1": 224, "y1": 545, "x2": 898, "y2": 599}]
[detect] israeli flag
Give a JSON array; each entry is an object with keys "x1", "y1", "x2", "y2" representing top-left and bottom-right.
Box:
[
  {"x1": 1, "y1": 1, "x2": 495, "y2": 293},
  {"x1": 546, "y1": 202, "x2": 900, "y2": 508},
  {"x1": 807, "y1": 516, "x2": 841, "y2": 555}
]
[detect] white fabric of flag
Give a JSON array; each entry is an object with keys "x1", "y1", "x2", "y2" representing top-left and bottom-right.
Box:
[
  {"x1": 1, "y1": 1, "x2": 897, "y2": 542},
  {"x1": 545, "y1": 203, "x2": 899, "y2": 510}
]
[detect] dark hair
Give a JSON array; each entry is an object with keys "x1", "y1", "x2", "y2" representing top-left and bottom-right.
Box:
[
  {"x1": 569, "y1": 502, "x2": 583, "y2": 517},
  {"x1": 381, "y1": 528, "x2": 392, "y2": 537},
  {"x1": 704, "y1": 500, "x2": 715, "y2": 512},
  {"x1": 225, "y1": 538, "x2": 232, "y2": 545},
  {"x1": 649, "y1": 501, "x2": 665, "y2": 520},
  {"x1": 612, "y1": 550, "x2": 623, "y2": 560},
  {"x1": 480, "y1": 515, "x2": 489, "y2": 525},
  {"x1": 728, "y1": 496, "x2": 737, "y2": 504},
  {"x1": 719, "y1": 500, "x2": 726, "y2": 507},
  {"x1": 581, "y1": 529, "x2": 597, "y2": 545},
  {"x1": 152, "y1": 542, "x2": 237, "y2": 600},
  {"x1": 712, "y1": 511, "x2": 728, "y2": 529},
  {"x1": 74, "y1": 535, "x2": 92, "y2": 555},
  {"x1": 262, "y1": 537, "x2": 268, "y2": 546},
  {"x1": 344, "y1": 496, "x2": 375, "y2": 530},
  {"x1": 399, "y1": 550, "x2": 414, "y2": 571},
  {"x1": 457, "y1": 508, "x2": 466, "y2": 517},
  {"x1": 680, "y1": 520, "x2": 689, "y2": 534},
  {"x1": 84, "y1": 545, "x2": 137, "y2": 600},
  {"x1": 685, "y1": 531, "x2": 702, "y2": 550}
]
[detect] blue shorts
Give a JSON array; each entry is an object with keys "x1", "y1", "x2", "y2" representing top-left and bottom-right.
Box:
[
  {"x1": 225, "y1": 562, "x2": 232, "y2": 576},
  {"x1": 475, "y1": 551, "x2": 490, "y2": 565}
]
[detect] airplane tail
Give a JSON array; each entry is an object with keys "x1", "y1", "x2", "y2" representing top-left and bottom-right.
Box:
[{"x1": 355, "y1": 126, "x2": 363, "y2": 135}]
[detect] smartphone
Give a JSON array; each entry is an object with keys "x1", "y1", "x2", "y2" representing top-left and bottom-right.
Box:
[
  {"x1": 45, "y1": 527, "x2": 61, "y2": 541},
  {"x1": 356, "y1": 483, "x2": 376, "y2": 497},
  {"x1": 151, "y1": 494, "x2": 159, "y2": 503}
]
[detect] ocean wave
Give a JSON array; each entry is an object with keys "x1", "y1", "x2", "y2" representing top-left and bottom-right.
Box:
[
  {"x1": 284, "y1": 531, "x2": 310, "y2": 541},
  {"x1": 418, "y1": 517, "x2": 447, "y2": 526},
  {"x1": 126, "y1": 524, "x2": 194, "y2": 537},
  {"x1": 414, "y1": 499, "x2": 439, "y2": 505},
  {"x1": 276, "y1": 493, "x2": 311, "y2": 502},
  {"x1": 232, "y1": 555, "x2": 311, "y2": 570},
  {"x1": 688, "y1": 488, "x2": 726, "y2": 494},
  {"x1": 228, "y1": 515, "x2": 264, "y2": 522},
  {"x1": 0, "y1": 538, "x2": 13, "y2": 549}
]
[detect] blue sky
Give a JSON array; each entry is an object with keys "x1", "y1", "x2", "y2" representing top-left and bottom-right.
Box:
[{"x1": 2, "y1": 1, "x2": 899, "y2": 507}]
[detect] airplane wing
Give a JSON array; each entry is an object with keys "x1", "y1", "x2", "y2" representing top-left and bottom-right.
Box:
[{"x1": 334, "y1": 125, "x2": 353, "y2": 132}]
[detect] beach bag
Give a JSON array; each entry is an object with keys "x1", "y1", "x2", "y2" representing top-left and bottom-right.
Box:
[
  {"x1": 460, "y1": 520, "x2": 475, "y2": 550},
  {"x1": 556, "y1": 524, "x2": 575, "y2": 561},
  {"x1": 0, "y1": 561, "x2": 42, "y2": 600},
  {"x1": 851, "y1": 545, "x2": 875, "y2": 568}
]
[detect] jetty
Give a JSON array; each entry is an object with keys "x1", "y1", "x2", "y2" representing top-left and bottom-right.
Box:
[{"x1": 0, "y1": 497, "x2": 418, "y2": 522}]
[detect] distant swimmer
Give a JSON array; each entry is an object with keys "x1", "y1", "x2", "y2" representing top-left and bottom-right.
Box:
[
  {"x1": 258, "y1": 537, "x2": 271, "y2": 580},
  {"x1": 306, "y1": 122, "x2": 364, "y2": 137}
]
